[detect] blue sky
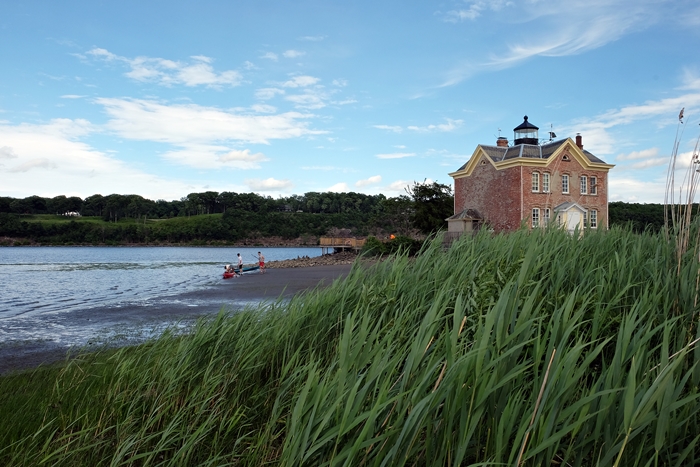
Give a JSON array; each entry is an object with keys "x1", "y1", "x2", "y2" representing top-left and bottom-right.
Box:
[{"x1": 1, "y1": 0, "x2": 699, "y2": 203}]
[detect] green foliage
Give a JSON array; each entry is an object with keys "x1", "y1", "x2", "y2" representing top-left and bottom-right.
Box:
[
  {"x1": 4, "y1": 227, "x2": 700, "y2": 465},
  {"x1": 4, "y1": 190, "x2": 698, "y2": 246},
  {"x1": 406, "y1": 180, "x2": 454, "y2": 234},
  {"x1": 608, "y1": 201, "x2": 667, "y2": 233},
  {"x1": 361, "y1": 236, "x2": 385, "y2": 256}
]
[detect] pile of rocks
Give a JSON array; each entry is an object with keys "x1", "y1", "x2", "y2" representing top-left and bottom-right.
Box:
[{"x1": 267, "y1": 251, "x2": 359, "y2": 268}]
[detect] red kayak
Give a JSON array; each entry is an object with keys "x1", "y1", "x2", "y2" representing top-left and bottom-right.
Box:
[{"x1": 223, "y1": 265, "x2": 260, "y2": 278}]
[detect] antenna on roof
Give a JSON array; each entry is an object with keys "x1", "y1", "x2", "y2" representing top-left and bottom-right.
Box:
[
  {"x1": 548, "y1": 124, "x2": 556, "y2": 142},
  {"x1": 497, "y1": 128, "x2": 502, "y2": 137}
]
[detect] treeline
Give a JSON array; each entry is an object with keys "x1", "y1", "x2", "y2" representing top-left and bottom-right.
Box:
[
  {"x1": 0, "y1": 183, "x2": 456, "y2": 245},
  {"x1": 0, "y1": 192, "x2": 686, "y2": 245},
  {"x1": 608, "y1": 201, "x2": 667, "y2": 233},
  {"x1": 0, "y1": 212, "x2": 389, "y2": 245},
  {"x1": 0, "y1": 191, "x2": 389, "y2": 221}
]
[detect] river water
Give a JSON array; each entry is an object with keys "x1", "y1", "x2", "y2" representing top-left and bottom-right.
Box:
[{"x1": 0, "y1": 246, "x2": 321, "y2": 349}]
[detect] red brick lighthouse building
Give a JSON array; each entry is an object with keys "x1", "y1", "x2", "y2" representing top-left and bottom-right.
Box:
[{"x1": 448, "y1": 116, "x2": 614, "y2": 234}]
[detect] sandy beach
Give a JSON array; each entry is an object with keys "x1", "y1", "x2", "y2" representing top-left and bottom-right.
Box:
[{"x1": 0, "y1": 264, "x2": 353, "y2": 375}]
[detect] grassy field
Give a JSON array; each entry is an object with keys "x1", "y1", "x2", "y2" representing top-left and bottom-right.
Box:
[{"x1": 2, "y1": 226, "x2": 700, "y2": 466}]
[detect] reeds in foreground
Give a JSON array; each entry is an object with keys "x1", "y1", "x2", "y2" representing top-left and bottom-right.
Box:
[{"x1": 1, "y1": 226, "x2": 700, "y2": 466}]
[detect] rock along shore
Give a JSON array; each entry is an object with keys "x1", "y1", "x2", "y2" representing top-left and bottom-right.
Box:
[{"x1": 266, "y1": 250, "x2": 359, "y2": 269}]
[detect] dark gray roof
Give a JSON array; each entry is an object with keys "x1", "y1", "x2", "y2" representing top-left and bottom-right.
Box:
[
  {"x1": 453, "y1": 138, "x2": 609, "y2": 172},
  {"x1": 447, "y1": 208, "x2": 482, "y2": 221},
  {"x1": 514, "y1": 115, "x2": 538, "y2": 131},
  {"x1": 583, "y1": 149, "x2": 606, "y2": 163}
]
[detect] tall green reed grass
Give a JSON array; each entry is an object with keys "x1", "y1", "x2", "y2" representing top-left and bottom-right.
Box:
[{"x1": 2, "y1": 225, "x2": 700, "y2": 466}]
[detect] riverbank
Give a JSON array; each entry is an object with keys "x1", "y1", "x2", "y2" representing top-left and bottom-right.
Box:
[
  {"x1": 0, "y1": 263, "x2": 354, "y2": 375},
  {"x1": 266, "y1": 250, "x2": 359, "y2": 268}
]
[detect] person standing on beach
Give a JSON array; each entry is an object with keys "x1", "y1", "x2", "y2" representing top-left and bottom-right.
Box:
[
  {"x1": 258, "y1": 251, "x2": 265, "y2": 274},
  {"x1": 237, "y1": 253, "x2": 243, "y2": 277}
]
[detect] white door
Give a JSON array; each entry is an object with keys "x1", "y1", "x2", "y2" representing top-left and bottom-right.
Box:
[{"x1": 567, "y1": 211, "x2": 581, "y2": 231}]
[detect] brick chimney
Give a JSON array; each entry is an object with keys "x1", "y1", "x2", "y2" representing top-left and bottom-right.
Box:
[
  {"x1": 496, "y1": 137, "x2": 508, "y2": 147},
  {"x1": 575, "y1": 133, "x2": 583, "y2": 150}
]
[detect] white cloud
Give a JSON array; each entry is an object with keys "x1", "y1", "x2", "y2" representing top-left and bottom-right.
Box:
[
  {"x1": 376, "y1": 152, "x2": 416, "y2": 159},
  {"x1": 355, "y1": 175, "x2": 382, "y2": 187},
  {"x1": 332, "y1": 99, "x2": 357, "y2": 105},
  {"x1": 190, "y1": 55, "x2": 212, "y2": 63},
  {"x1": 374, "y1": 119, "x2": 462, "y2": 133},
  {"x1": 443, "y1": 1, "x2": 513, "y2": 22},
  {"x1": 285, "y1": 90, "x2": 328, "y2": 109},
  {"x1": 302, "y1": 165, "x2": 356, "y2": 174},
  {"x1": 250, "y1": 104, "x2": 277, "y2": 113},
  {"x1": 407, "y1": 119, "x2": 463, "y2": 133},
  {"x1": 374, "y1": 125, "x2": 403, "y2": 133},
  {"x1": 327, "y1": 182, "x2": 349, "y2": 192},
  {"x1": 162, "y1": 146, "x2": 269, "y2": 170},
  {"x1": 609, "y1": 176, "x2": 667, "y2": 203},
  {"x1": 246, "y1": 177, "x2": 293, "y2": 191},
  {"x1": 86, "y1": 48, "x2": 242, "y2": 88},
  {"x1": 255, "y1": 88, "x2": 285, "y2": 100},
  {"x1": 281, "y1": 75, "x2": 320, "y2": 88},
  {"x1": 387, "y1": 180, "x2": 411, "y2": 193},
  {"x1": 559, "y1": 88, "x2": 700, "y2": 156},
  {"x1": 218, "y1": 149, "x2": 267, "y2": 165},
  {"x1": 0, "y1": 146, "x2": 18, "y2": 159},
  {"x1": 87, "y1": 47, "x2": 117, "y2": 60},
  {"x1": 616, "y1": 148, "x2": 660, "y2": 161},
  {"x1": 299, "y1": 35, "x2": 326, "y2": 41},
  {"x1": 332, "y1": 79, "x2": 348, "y2": 87},
  {"x1": 7, "y1": 158, "x2": 56, "y2": 173},
  {"x1": 441, "y1": 0, "x2": 669, "y2": 86},
  {"x1": 260, "y1": 52, "x2": 278, "y2": 61},
  {"x1": 90, "y1": 98, "x2": 325, "y2": 170},
  {"x1": 60, "y1": 94, "x2": 86, "y2": 99},
  {"x1": 0, "y1": 120, "x2": 197, "y2": 199},
  {"x1": 283, "y1": 50, "x2": 305, "y2": 58},
  {"x1": 95, "y1": 98, "x2": 325, "y2": 145},
  {"x1": 627, "y1": 158, "x2": 669, "y2": 170},
  {"x1": 444, "y1": 5, "x2": 483, "y2": 22}
]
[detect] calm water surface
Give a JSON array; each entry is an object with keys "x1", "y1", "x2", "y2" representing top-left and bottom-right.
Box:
[{"x1": 0, "y1": 246, "x2": 321, "y2": 347}]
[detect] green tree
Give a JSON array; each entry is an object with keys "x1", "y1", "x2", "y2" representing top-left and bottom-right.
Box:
[{"x1": 407, "y1": 180, "x2": 454, "y2": 234}]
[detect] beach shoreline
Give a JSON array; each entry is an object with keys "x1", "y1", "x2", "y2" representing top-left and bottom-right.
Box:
[{"x1": 0, "y1": 263, "x2": 354, "y2": 375}]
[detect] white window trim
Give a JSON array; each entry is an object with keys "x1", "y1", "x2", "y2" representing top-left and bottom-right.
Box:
[
  {"x1": 580, "y1": 176, "x2": 588, "y2": 195},
  {"x1": 590, "y1": 176, "x2": 597, "y2": 195},
  {"x1": 590, "y1": 209, "x2": 598, "y2": 228},
  {"x1": 542, "y1": 173, "x2": 550, "y2": 193},
  {"x1": 532, "y1": 208, "x2": 540, "y2": 228},
  {"x1": 543, "y1": 208, "x2": 551, "y2": 225},
  {"x1": 532, "y1": 172, "x2": 540, "y2": 192},
  {"x1": 562, "y1": 174, "x2": 570, "y2": 194}
]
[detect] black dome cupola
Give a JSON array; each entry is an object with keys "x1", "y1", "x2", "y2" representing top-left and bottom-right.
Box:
[{"x1": 513, "y1": 115, "x2": 539, "y2": 145}]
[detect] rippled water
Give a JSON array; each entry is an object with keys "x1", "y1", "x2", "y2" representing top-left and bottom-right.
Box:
[{"x1": 0, "y1": 246, "x2": 321, "y2": 348}]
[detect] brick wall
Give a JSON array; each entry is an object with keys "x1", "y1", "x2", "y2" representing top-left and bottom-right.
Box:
[
  {"x1": 454, "y1": 156, "x2": 523, "y2": 232},
  {"x1": 453, "y1": 150, "x2": 609, "y2": 231},
  {"x1": 521, "y1": 153, "x2": 609, "y2": 228}
]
